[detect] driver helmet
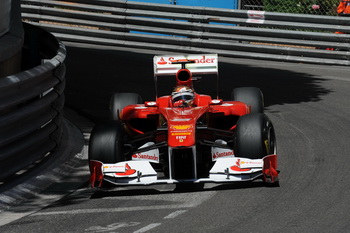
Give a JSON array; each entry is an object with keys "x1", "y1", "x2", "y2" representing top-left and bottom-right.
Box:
[{"x1": 171, "y1": 85, "x2": 195, "y2": 107}]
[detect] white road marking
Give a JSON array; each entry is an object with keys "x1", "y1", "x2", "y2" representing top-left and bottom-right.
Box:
[
  {"x1": 133, "y1": 223, "x2": 162, "y2": 233},
  {"x1": 32, "y1": 191, "x2": 216, "y2": 216},
  {"x1": 163, "y1": 210, "x2": 187, "y2": 219},
  {"x1": 33, "y1": 204, "x2": 185, "y2": 216},
  {"x1": 0, "y1": 213, "x2": 34, "y2": 226},
  {"x1": 85, "y1": 222, "x2": 140, "y2": 232}
]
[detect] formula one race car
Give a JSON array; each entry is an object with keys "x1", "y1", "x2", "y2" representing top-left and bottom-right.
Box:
[{"x1": 89, "y1": 54, "x2": 279, "y2": 188}]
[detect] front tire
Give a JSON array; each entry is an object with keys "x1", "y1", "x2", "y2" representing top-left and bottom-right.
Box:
[
  {"x1": 110, "y1": 93, "x2": 142, "y2": 121},
  {"x1": 234, "y1": 113, "x2": 276, "y2": 159},
  {"x1": 232, "y1": 87, "x2": 264, "y2": 114},
  {"x1": 89, "y1": 120, "x2": 125, "y2": 163}
]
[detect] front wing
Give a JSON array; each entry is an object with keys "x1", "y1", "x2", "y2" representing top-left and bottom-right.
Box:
[{"x1": 89, "y1": 155, "x2": 278, "y2": 188}]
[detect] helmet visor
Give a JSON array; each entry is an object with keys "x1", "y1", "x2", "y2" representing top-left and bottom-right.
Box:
[{"x1": 172, "y1": 92, "x2": 194, "y2": 102}]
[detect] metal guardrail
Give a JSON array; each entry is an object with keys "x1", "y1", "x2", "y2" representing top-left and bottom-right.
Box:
[
  {"x1": 21, "y1": 0, "x2": 350, "y2": 65},
  {"x1": 0, "y1": 22, "x2": 66, "y2": 182}
]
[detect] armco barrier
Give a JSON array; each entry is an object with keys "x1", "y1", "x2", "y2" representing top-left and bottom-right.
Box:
[
  {"x1": 0, "y1": 22, "x2": 66, "y2": 182},
  {"x1": 21, "y1": 0, "x2": 350, "y2": 65}
]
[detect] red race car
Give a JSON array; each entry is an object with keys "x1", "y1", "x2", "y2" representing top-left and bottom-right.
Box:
[{"x1": 89, "y1": 54, "x2": 279, "y2": 188}]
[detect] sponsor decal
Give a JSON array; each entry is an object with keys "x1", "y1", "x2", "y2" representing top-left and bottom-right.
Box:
[
  {"x1": 154, "y1": 54, "x2": 218, "y2": 76},
  {"x1": 211, "y1": 143, "x2": 235, "y2": 161},
  {"x1": 264, "y1": 139, "x2": 269, "y2": 153},
  {"x1": 132, "y1": 153, "x2": 159, "y2": 162},
  {"x1": 230, "y1": 159, "x2": 251, "y2": 172},
  {"x1": 104, "y1": 164, "x2": 125, "y2": 173},
  {"x1": 157, "y1": 57, "x2": 167, "y2": 65},
  {"x1": 192, "y1": 55, "x2": 216, "y2": 64},
  {"x1": 213, "y1": 151, "x2": 234, "y2": 159},
  {"x1": 171, "y1": 132, "x2": 192, "y2": 136},
  {"x1": 132, "y1": 142, "x2": 160, "y2": 163},
  {"x1": 115, "y1": 163, "x2": 136, "y2": 176},
  {"x1": 246, "y1": 11, "x2": 265, "y2": 24},
  {"x1": 175, "y1": 135, "x2": 187, "y2": 142},
  {"x1": 171, "y1": 125, "x2": 192, "y2": 130},
  {"x1": 104, "y1": 165, "x2": 121, "y2": 169},
  {"x1": 247, "y1": 10, "x2": 265, "y2": 19},
  {"x1": 240, "y1": 160, "x2": 263, "y2": 166},
  {"x1": 157, "y1": 55, "x2": 216, "y2": 65}
]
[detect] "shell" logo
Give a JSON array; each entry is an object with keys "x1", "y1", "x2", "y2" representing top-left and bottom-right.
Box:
[{"x1": 171, "y1": 125, "x2": 192, "y2": 130}]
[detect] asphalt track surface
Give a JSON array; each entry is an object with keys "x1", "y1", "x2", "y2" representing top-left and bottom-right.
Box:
[{"x1": 1, "y1": 43, "x2": 350, "y2": 232}]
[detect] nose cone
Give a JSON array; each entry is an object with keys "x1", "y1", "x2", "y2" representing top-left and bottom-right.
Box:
[{"x1": 168, "y1": 123, "x2": 195, "y2": 147}]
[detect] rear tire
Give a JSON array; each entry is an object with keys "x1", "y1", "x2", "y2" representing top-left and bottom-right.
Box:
[
  {"x1": 110, "y1": 93, "x2": 142, "y2": 121},
  {"x1": 231, "y1": 87, "x2": 264, "y2": 114},
  {"x1": 89, "y1": 120, "x2": 125, "y2": 163},
  {"x1": 234, "y1": 113, "x2": 276, "y2": 159}
]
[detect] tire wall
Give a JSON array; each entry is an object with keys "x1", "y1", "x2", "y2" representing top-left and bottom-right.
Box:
[
  {"x1": 0, "y1": 0, "x2": 11, "y2": 37},
  {"x1": 0, "y1": 22, "x2": 67, "y2": 182},
  {"x1": 0, "y1": 0, "x2": 23, "y2": 78}
]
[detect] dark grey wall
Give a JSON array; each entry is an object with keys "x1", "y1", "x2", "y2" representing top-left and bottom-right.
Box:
[
  {"x1": 0, "y1": 0, "x2": 11, "y2": 36},
  {"x1": 0, "y1": 0, "x2": 24, "y2": 78}
]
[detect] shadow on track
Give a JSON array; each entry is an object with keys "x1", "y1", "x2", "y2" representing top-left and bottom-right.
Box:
[
  {"x1": 64, "y1": 45, "x2": 332, "y2": 121},
  {"x1": 88, "y1": 180, "x2": 270, "y2": 198}
]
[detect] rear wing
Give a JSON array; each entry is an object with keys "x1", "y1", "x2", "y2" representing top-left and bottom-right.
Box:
[{"x1": 154, "y1": 54, "x2": 218, "y2": 76}]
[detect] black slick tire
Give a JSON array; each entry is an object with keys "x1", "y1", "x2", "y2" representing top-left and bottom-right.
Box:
[
  {"x1": 110, "y1": 93, "x2": 142, "y2": 121},
  {"x1": 232, "y1": 87, "x2": 264, "y2": 114},
  {"x1": 88, "y1": 120, "x2": 125, "y2": 163},
  {"x1": 234, "y1": 113, "x2": 276, "y2": 159}
]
